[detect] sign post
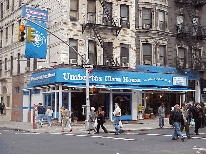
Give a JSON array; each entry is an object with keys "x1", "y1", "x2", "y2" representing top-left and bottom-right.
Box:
[{"x1": 33, "y1": 104, "x2": 38, "y2": 129}]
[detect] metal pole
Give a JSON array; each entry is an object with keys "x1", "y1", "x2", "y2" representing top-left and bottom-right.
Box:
[{"x1": 85, "y1": 36, "x2": 90, "y2": 122}]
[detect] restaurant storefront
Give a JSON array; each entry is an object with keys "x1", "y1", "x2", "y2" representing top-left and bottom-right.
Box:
[{"x1": 21, "y1": 67, "x2": 194, "y2": 122}]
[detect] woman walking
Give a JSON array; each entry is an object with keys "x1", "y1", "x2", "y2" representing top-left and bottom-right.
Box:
[
  {"x1": 46, "y1": 106, "x2": 53, "y2": 127},
  {"x1": 95, "y1": 107, "x2": 108, "y2": 134}
]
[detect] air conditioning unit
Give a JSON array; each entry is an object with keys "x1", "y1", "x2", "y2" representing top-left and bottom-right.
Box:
[
  {"x1": 144, "y1": 60, "x2": 151, "y2": 65},
  {"x1": 143, "y1": 24, "x2": 150, "y2": 29},
  {"x1": 122, "y1": 63, "x2": 129, "y2": 67},
  {"x1": 70, "y1": 59, "x2": 78, "y2": 65}
]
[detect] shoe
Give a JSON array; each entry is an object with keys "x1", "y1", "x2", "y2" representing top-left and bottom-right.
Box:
[
  {"x1": 114, "y1": 133, "x2": 119, "y2": 135},
  {"x1": 195, "y1": 133, "x2": 199, "y2": 135},
  {"x1": 119, "y1": 130, "x2": 124, "y2": 134},
  {"x1": 172, "y1": 138, "x2": 177, "y2": 140},
  {"x1": 94, "y1": 132, "x2": 99, "y2": 134},
  {"x1": 181, "y1": 137, "x2": 185, "y2": 142},
  {"x1": 104, "y1": 131, "x2": 108, "y2": 133},
  {"x1": 187, "y1": 136, "x2": 192, "y2": 139},
  {"x1": 70, "y1": 129, "x2": 72, "y2": 132}
]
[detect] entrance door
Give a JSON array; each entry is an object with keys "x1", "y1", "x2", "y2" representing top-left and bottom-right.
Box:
[{"x1": 43, "y1": 93, "x2": 55, "y2": 118}]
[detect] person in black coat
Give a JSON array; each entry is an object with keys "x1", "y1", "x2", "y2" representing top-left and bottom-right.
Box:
[
  {"x1": 192, "y1": 103, "x2": 203, "y2": 135},
  {"x1": 95, "y1": 107, "x2": 108, "y2": 134}
]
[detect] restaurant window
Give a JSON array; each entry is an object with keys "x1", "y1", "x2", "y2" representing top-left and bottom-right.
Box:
[
  {"x1": 87, "y1": 0, "x2": 96, "y2": 23},
  {"x1": 159, "y1": 45, "x2": 166, "y2": 66},
  {"x1": 103, "y1": 2, "x2": 112, "y2": 26},
  {"x1": 120, "y1": 43, "x2": 129, "y2": 67},
  {"x1": 113, "y1": 94, "x2": 131, "y2": 115},
  {"x1": 70, "y1": 0, "x2": 78, "y2": 21},
  {"x1": 88, "y1": 40, "x2": 97, "y2": 65},
  {"x1": 142, "y1": 8, "x2": 152, "y2": 29},
  {"x1": 120, "y1": 4, "x2": 129, "y2": 28},
  {"x1": 103, "y1": 42, "x2": 113, "y2": 65},
  {"x1": 143, "y1": 43, "x2": 152, "y2": 65},
  {"x1": 69, "y1": 38, "x2": 78, "y2": 65}
]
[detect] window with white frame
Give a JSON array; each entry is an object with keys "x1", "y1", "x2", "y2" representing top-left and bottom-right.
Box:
[
  {"x1": 70, "y1": 0, "x2": 79, "y2": 21},
  {"x1": 19, "y1": 0, "x2": 22, "y2": 7},
  {"x1": 0, "y1": 3, "x2": 3, "y2": 19},
  {"x1": 120, "y1": 5, "x2": 129, "y2": 28},
  {"x1": 88, "y1": 40, "x2": 96, "y2": 65},
  {"x1": 177, "y1": 16, "x2": 184, "y2": 33},
  {"x1": 103, "y1": 42, "x2": 113, "y2": 65},
  {"x1": 12, "y1": 0, "x2": 14, "y2": 11},
  {"x1": 142, "y1": 8, "x2": 151, "y2": 29},
  {"x1": 6, "y1": 0, "x2": 9, "y2": 10},
  {"x1": 178, "y1": 47, "x2": 186, "y2": 68},
  {"x1": 159, "y1": 45, "x2": 166, "y2": 66},
  {"x1": 143, "y1": 43, "x2": 152, "y2": 65},
  {"x1": 5, "y1": 58, "x2": 7, "y2": 70},
  {"x1": 69, "y1": 38, "x2": 78, "y2": 65},
  {"x1": 120, "y1": 43, "x2": 129, "y2": 67},
  {"x1": 0, "y1": 60, "x2": 2, "y2": 77},
  {"x1": 87, "y1": 0, "x2": 96, "y2": 23},
  {"x1": 11, "y1": 24, "x2": 14, "y2": 43},
  {"x1": 103, "y1": 2, "x2": 112, "y2": 26},
  {"x1": 6, "y1": 27, "x2": 8, "y2": 41},
  {"x1": 10, "y1": 56, "x2": 13, "y2": 75},
  {"x1": 0, "y1": 30, "x2": 2, "y2": 48},
  {"x1": 159, "y1": 11, "x2": 165, "y2": 31}
]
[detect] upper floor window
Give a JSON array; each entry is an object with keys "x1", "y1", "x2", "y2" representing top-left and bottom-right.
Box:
[
  {"x1": 12, "y1": 0, "x2": 14, "y2": 11},
  {"x1": 142, "y1": 43, "x2": 152, "y2": 65},
  {"x1": 19, "y1": 0, "x2": 22, "y2": 7},
  {"x1": 69, "y1": 38, "x2": 78, "y2": 65},
  {"x1": 18, "y1": 53, "x2": 21, "y2": 73},
  {"x1": 6, "y1": 27, "x2": 8, "y2": 40},
  {"x1": 159, "y1": 11, "x2": 165, "y2": 31},
  {"x1": 70, "y1": 0, "x2": 79, "y2": 21},
  {"x1": 10, "y1": 56, "x2": 13, "y2": 75},
  {"x1": 0, "y1": 3, "x2": 3, "y2": 19},
  {"x1": 0, "y1": 30, "x2": 2, "y2": 48},
  {"x1": 88, "y1": 40, "x2": 96, "y2": 65},
  {"x1": 33, "y1": 58, "x2": 37, "y2": 71},
  {"x1": 0, "y1": 60, "x2": 2, "y2": 77},
  {"x1": 142, "y1": 8, "x2": 152, "y2": 29},
  {"x1": 87, "y1": 0, "x2": 96, "y2": 23},
  {"x1": 5, "y1": 58, "x2": 7, "y2": 70},
  {"x1": 103, "y1": 42, "x2": 113, "y2": 65},
  {"x1": 11, "y1": 24, "x2": 14, "y2": 43},
  {"x1": 177, "y1": 16, "x2": 184, "y2": 33},
  {"x1": 177, "y1": 47, "x2": 186, "y2": 69},
  {"x1": 120, "y1": 43, "x2": 129, "y2": 67},
  {"x1": 103, "y1": 2, "x2": 112, "y2": 26},
  {"x1": 159, "y1": 45, "x2": 166, "y2": 66},
  {"x1": 6, "y1": 0, "x2": 9, "y2": 10},
  {"x1": 15, "y1": 86, "x2": 20, "y2": 94},
  {"x1": 120, "y1": 5, "x2": 129, "y2": 29}
]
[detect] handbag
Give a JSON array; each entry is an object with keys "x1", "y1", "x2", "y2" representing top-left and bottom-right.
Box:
[{"x1": 119, "y1": 120, "x2": 123, "y2": 128}]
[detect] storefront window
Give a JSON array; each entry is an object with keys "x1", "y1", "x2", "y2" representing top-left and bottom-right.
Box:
[{"x1": 113, "y1": 94, "x2": 131, "y2": 115}]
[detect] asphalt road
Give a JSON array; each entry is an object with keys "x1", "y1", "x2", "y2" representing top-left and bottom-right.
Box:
[{"x1": 0, "y1": 127, "x2": 206, "y2": 154}]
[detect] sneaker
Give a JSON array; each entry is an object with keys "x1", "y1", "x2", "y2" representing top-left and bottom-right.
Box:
[
  {"x1": 114, "y1": 133, "x2": 119, "y2": 135},
  {"x1": 94, "y1": 132, "x2": 99, "y2": 134},
  {"x1": 172, "y1": 138, "x2": 177, "y2": 140},
  {"x1": 187, "y1": 136, "x2": 192, "y2": 139},
  {"x1": 181, "y1": 137, "x2": 185, "y2": 142},
  {"x1": 195, "y1": 133, "x2": 199, "y2": 135},
  {"x1": 104, "y1": 131, "x2": 108, "y2": 133}
]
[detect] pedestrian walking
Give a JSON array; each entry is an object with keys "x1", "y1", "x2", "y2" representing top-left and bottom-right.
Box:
[
  {"x1": 112, "y1": 103, "x2": 123, "y2": 135},
  {"x1": 62, "y1": 107, "x2": 72, "y2": 132},
  {"x1": 37, "y1": 103, "x2": 45, "y2": 128},
  {"x1": 169, "y1": 104, "x2": 185, "y2": 141},
  {"x1": 180, "y1": 103, "x2": 192, "y2": 139},
  {"x1": 0, "y1": 102, "x2": 5, "y2": 115},
  {"x1": 158, "y1": 103, "x2": 165, "y2": 128},
  {"x1": 95, "y1": 107, "x2": 108, "y2": 134},
  {"x1": 138, "y1": 104, "x2": 143, "y2": 119},
  {"x1": 60, "y1": 107, "x2": 64, "y2": 126},
  {"x1": 46, "y1": 106, "x2": 53, "y2": 127},
  {"x1": 192, "y1": 103, "x2": 203, "y2": 135},
  {"x1": 88, "y1": 107, "x2": 97, "y2": 134},
  {"x1": 200, "y1": 102, "x2": 206, "y2": 128}
]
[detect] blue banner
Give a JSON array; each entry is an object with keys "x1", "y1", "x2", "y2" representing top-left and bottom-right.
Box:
[
  {"x1": 29, "y1": 68, "x2": 189, "y2": 88},
  {"x1": 25, "y1": 21, "x2": 47, "y2": 59}
]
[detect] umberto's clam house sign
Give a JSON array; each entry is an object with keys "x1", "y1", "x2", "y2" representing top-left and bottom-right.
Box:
[{"x1": 29, "y1": 68, "x2": 188, "y2": 88}]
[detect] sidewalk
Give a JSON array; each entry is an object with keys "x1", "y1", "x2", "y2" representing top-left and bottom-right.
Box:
[{"x1": 0, "y1": 118, "x2": 172, "y2": 134}]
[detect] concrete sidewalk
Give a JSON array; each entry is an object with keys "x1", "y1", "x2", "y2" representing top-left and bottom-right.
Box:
[{"x1": 0, "y1": 118, "x2": 172, "y2": 134}]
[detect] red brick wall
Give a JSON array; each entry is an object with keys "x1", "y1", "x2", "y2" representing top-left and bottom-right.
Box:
[{"x1": 11, "y1": 109, "x2": 21, "y2": 122}]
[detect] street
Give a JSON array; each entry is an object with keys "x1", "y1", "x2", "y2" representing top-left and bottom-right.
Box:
[{"x1": 0, "y1": 127, "x2": 206, "y2": 154}]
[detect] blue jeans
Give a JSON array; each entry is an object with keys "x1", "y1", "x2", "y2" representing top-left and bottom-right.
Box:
[
  {"x1": 114, "y1": 117, "x2": 121, "y2": 134},
  {"x1": 159, "y1": 117, "x2": 164, "y2": 127},
  {"x1": 38, "y1": 114, "x2": 44, "y2": 126},
  {"x1": 172, "y1": 122, "x2": 184, "y2": 139},
  {"x1": 181, "y1": 120, "x2": 190, "y2": 137},
  {"x1": 47, "y1": 116, "x2": 52, "y2": 126}
]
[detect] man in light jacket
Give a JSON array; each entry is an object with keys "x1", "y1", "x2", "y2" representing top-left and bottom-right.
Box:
[
  {"x1": 112, "y1": 103, "x2": 123, "y2": 135},
  {"x1": 158, "y1": 103, "x2": 165, "y2": 128}
]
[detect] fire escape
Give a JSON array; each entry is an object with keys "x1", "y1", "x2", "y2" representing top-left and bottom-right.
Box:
[
  {"x1": 82, "y1": 0, "x2": 122, "y2": 69},
  {"x1": 175, "y1": 0, "x2": 206, "y2": 71}
]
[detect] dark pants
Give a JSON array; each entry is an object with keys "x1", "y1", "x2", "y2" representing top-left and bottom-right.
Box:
[
  {"x1": 0, "y1": 108, "x2": 3, "y2": 114},
  {"x1": 195, "y1": 118, "x2": 201, "y2": 134},
  {"x1": 181, "y1": 120, "x2": 190, "y2": 137},
  {"x1": 97, "y1": 123, "x2": 107, "y2": 133}
]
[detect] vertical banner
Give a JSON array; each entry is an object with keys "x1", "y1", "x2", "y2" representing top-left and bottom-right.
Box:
[{"x1": 22, "y1": 7, "x2": 48, "y2": 59}]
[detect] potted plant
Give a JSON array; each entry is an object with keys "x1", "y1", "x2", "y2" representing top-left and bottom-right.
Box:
[
  {"x1": 150, "y1": 113, "x2": 155, "y2": 119},
  {"x1": 144, "y1": 106, "x2": 150, "y2": 119}
]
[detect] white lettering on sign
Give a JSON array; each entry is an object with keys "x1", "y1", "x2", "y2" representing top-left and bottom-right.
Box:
[
  {"x1": 105, "y1": 76, "x2": 121, "y2": 82},
  {"x1": 31, "y1": 73, "x2": 55, "y2": 81},
  {"x1": 63, "y1": 73, "x2": 102, "y2": 81},
  {"x1": 123, "y1": 77, "x2": 141, "y2": 83}
]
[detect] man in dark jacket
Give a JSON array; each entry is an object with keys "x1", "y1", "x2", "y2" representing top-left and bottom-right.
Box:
[
  {"x1": 192, "y1": 103, "x2": 202, "y2": 135},
  {"x1": 95, "y1": 107, "x2": 108, "y2": 134},
  {"x1": 169, "y1": 104, "x2": 185, "y2": 141},
  {"x1": 0, "y1": 102, "x2": 5, "y2": 115},
  {"x1": 37, "y1": 103, "x2": 45, "y2": 128}
]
